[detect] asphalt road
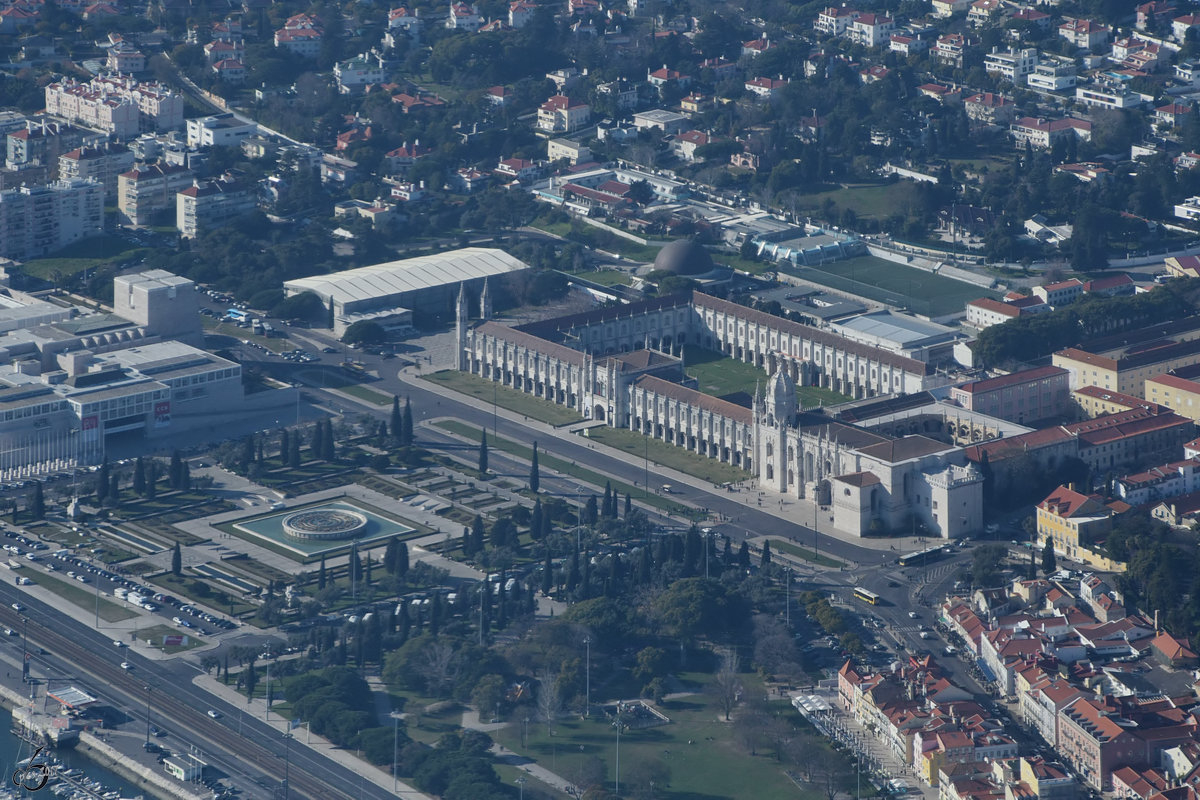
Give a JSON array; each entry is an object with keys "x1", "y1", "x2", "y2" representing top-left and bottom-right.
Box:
[{"x1": 0, "y1": 578, "x2": 400, "y2": 800}]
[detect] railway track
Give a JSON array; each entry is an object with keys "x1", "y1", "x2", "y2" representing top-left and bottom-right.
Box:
[{"x1": 0, "y1": 608, "x2": 359, "y2": 800}]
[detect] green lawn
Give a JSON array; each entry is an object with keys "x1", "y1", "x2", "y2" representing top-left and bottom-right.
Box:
[
  {"x1": 424, "y1": 370, "x2": 584, "y2": 426},
  {"x1": 340, "y1": 384, "x2": 392, "y2": 406},
  {"x1": 788, "y1": 256, "x2": 997, "y2": 317},
  {"x1": 433, "y1": 420, "x2": 701, "y2": 519},
  {"x1": 153, "y1": 572, "x2": 258, "y2": 617},
  {"x1": 791, "y1": 181, "x2": 921, "y2": 222},
  {"x1": 20, "y1": 235, "x2": 151, "y2": 279},
  {"x1": 581, "y1": 426, "x2": 751, "y2": 485},
  {"x1": 133, "y1": 623, "x2": 204, "y2": 653},
  {"x1": 683, "y1": 347, "x2": 851, "y2": 409},
  {"x1": 490, "y1": 676, "x2": 838, "y2": 800},
  {"x1": 30, "y1": 572, "x2": 138, "y2": 622},
  {"x1": 768, "y1": 537, "x2": 846, "y2": 569}
]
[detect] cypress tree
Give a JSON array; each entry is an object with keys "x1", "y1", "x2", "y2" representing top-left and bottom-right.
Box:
[
  {"x1": 31, "y1": 482, "x2": 44, "y2": 521},
  {"x1": 478, "y1": 430, "x2": 488, "y2": 473},
  {"x1": 529, "y1": 442, "x2": 539, "y2": 493},
  {"x1": 602, "y1": 483, "x2": 612, "y2": 518},
  {"x1": 169, "y1": 450, "x2": 183, "y2": 489},
  {"x1": 322, "y1": 419, "x2": 335, "y2": 461},
  {"x1": 311, "y1": 422, "x2": 324, "y2": 458},
  {"x1": 288, "y1": 437, "x2": 301, "y2": 468},
  {"x1": 96, "y1": 461, "x2": 110, "y2": 504},
  {"x1": 318, "y1": 554, "x2": 326, "y2": 589},
  {"x1": 145, "y1": 461, "x2": 157, "y2": 500},
  {"x1": 625, "y1": 493, "x2": 632, "y2": 518},
  {"x1": 402, "y1": 397, "x2": 414, "y2": 446},
  {"x1": 530, "y1": 499, "x2": 544, "y2": 541},
  {"x1": 180, "y1": 462, "x2": 190, "y2": 491},
  {"x1": 471, "y1": 515, "x2": 485, "y2": 554},
  {"x1": 760, "y1": 540, "x2": 772, "y2": 567},
  {"x1": 1041, "y1": 539, "x2": 1057, "y2": 576},
  {"x1": 279, "y1": 430, "x2": 290, "y2": 464},
  {"x1": 171, "y1": 542, "x2": 182, "y2": 576},
  {"x1": 583, "y1": 495, "x2": 598, "y2": 525},
  {"x1": 384, "y1": 539, "x2": 398, "y2": 574},
  {"x1": 737, "y1": 540, "x2": 750, "y2": 568},
  {"x1": 327, "y1": 297, "x2": 335, "y2": 329},
  {"x1": 133, "y1": 457, "x2": 146, "y2": 496},
  {"x1": 461, "y1": 526, "x2": 472, "y2": 556},
  {"x1": 390, "y1": 395, "x2": 402, "y2": 442},
  {"x1": 397, "y1": 541, "x2": 409, "y2": 576},
  {"x1": 109, "y1": 473, "x2": 120, "y2": 505}
]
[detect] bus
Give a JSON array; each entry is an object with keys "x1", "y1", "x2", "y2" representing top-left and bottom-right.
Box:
[
  {"x1": 853, "y1": 587, "x2": 881, "y2": 605},
  {"x1": 898, "y1": 545, "x2": 948, "y2": 568},
  {"x1": 226, "y1": 308, "x2": 247, "y2": 321}
]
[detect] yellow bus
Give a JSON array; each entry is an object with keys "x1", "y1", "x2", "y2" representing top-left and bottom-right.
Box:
[{"x1": 853, "y1": 587, "x2": 881, "y2": 605}]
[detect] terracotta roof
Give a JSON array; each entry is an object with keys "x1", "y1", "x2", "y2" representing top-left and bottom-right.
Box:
[
  {"x1": 632, "y1": 375, "x2": 753, "y2": 424},
  {"x1": 968, "y1": 297, "x2": 1022, "y2": 317},
  {"x1": 1146, "y1": 373, "x2": 1200, "y2": 393},
  {"x1": 474, "y1": 320, "x2": 586, "y2": 367},
  {"x1": 834, "y1": 471, "x2": 881, "y2": 487},
  {"x1": 955, "y1": 366, "x2": 1065, "y2": 395}
]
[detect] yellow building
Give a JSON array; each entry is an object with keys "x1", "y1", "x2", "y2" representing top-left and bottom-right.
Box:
[
  {"x1": 1071, "y1": 385, "x2": 1165, "y2": 418},
  {"x1": 1055, "y1": 339, "x2": 1200, "y2": 398},
  {"x1": 1036, "y1": 485, "x2": 1127, "y2": 571},
  {"x1": 1145, "y1": 373, "x2": 1200, "y2": 421}
]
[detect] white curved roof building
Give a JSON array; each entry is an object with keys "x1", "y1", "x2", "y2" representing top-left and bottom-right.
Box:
[{"x1": 283, "y1": 247, "x2": 529, "y2": 318}]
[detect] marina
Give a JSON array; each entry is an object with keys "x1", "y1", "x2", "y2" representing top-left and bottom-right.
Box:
[{"x1": 2, "y1": 711, "x2": 149, "y2": 800}]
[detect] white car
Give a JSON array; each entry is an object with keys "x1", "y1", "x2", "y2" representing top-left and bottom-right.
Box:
[
  {"x1": 112, "y1": 640, "x2": 127, "y2": 647},
  {"x1": 207, "y1": 710, "x2": 221, "y2": 719},
  {"x1": 120, "y1": 661, "x2": 132, "y2": 670}
]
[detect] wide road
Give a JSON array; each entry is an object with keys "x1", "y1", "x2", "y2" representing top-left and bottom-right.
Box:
[{"x1": 0, "y1": 579, "x2": 401, "y2": 800}]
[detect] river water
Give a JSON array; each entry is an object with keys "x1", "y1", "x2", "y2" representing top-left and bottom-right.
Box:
[{"x1": 0, "y1": 710, "x2": 151, "y2": 799}]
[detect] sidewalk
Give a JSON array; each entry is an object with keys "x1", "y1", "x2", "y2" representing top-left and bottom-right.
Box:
[
  {"x1": 195, "y1": 671, "x2": 434, "y2": 800},
  {"x1": 461, "y1": 709, "x2": 579, "y2": 795}
]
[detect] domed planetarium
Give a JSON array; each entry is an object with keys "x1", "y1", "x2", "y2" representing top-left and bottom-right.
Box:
[{"x1": 640, "y1": 239, "x2": 731, "y2": 286}]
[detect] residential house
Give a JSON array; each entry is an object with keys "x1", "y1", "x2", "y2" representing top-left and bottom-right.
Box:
[
  {"x1": 1173, "y1": 13, "x2": 1200, "y2": 41},
  {"x1": 1010, "y1": 116, "x2": 1093, "y2": 149},
  {"x1": 984, "y1": 47, "x2": 1038, "y2": 84},
  {"x1": 670, "y1": 130, "x2": 711, "y2": 162},
  {"x1": 848, "y1": 12, "x2": 894, "y2": 47},
  {"x1": 275, "y1": 13, "x2": 323, "y2": 57},
  {"x1": 537, "y1": 95, "x2": 591, "y2": 133},
  {"x1": 447, "y1": 2, "x2": 482, "y2": 31},
  {"x1": 814, "y1": 6, "x2": 859, "y2": 37},
  {"x1": 1059, "y1": 19, "x2": 1112, "y2": 49},
  {"x1": 744, "y1": 76, "x2": 788, "y2": 98}
]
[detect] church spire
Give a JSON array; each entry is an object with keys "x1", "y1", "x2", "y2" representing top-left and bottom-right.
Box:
[{"x1": 480, "y1": 278, "x2": 493, "y2": 321}]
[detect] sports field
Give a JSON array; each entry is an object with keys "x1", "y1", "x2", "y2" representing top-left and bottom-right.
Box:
[{"x1": 790, "y1": 256, "x2": 997, "y2": 317}]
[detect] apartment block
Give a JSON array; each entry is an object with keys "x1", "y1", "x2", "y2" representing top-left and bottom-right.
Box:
[
  {"x1": 0, "y1": 179, "x2": 103, "y2": 260},
  {"x1": 117, "y1": 162, "x2": 195, "y2": 227},
  {"x1": 176, "y1": 176, "x2": 255, "y2": 238}
]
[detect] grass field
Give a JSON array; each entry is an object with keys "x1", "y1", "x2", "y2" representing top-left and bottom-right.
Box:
[
  {"x1": 433, "y1": 420, "x2": 701, "y2": 519},
  {"x1": 768, "y1": 537, "x2": 845, "y2": 569},
  {"x1": 29, "y1": 573, "x2": 138, "y2": 622},
  {"x1": 792, "y1": 182, "x2": 918, "y2": 221},
  {"x1": 424, "y1": 370, "x2": 584, "y2": 426},
  {"x1": 791, "y1": 256, "x2": 996, "y2": 317},
  {"x1": 582, "y1": 426, "x2": 751, "y2": 485},
  {"x1": 683, "y1": 347, "x2": 851, "y2": 408},
  {"x1": 20, "y1": 235, "x2": 151, "y2": 280},
  {"x1": 133, "y1": 623, "x2": 204, "y2": 653},
  {"x1": 340, "y1": 384, "x2": 392, "y2": 406},
  {"x1": 490, "y1": 671, "x2": 841, "y2": 800}
]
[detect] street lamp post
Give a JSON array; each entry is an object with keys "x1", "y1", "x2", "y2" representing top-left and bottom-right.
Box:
[
  {"x1": 583, "y1": 636, "x2": 590, "y2": 717},
  {"x1": 282, "y1": 732, "x2": 292, "y2": 800},
  {"x1": 516, "y1": 777, "x2": 526, "y2": 800},
  {"x1": 392, "y1": 712, "x2": 401, "y2": 794},
  {"x1": 144, "y1": 686, "x2": 151, "y2": 746},
  {"x1": 614, "y1": 714, "x2": 624, "y2": 796}
]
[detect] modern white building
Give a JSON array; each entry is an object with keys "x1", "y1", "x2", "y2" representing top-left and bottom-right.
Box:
[
  {"x1": 185, "y1": 113, "x2": 256, "y2": 148},
  {"x1": 334, "y1": 54, "x2": 385, "y2": 93},
  {"x1": 284, "y1": 247, "x2": 531, "y2": 333},
  {"x1": 984, "y1": 47, "x2": 1038, "y2": 84}
]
